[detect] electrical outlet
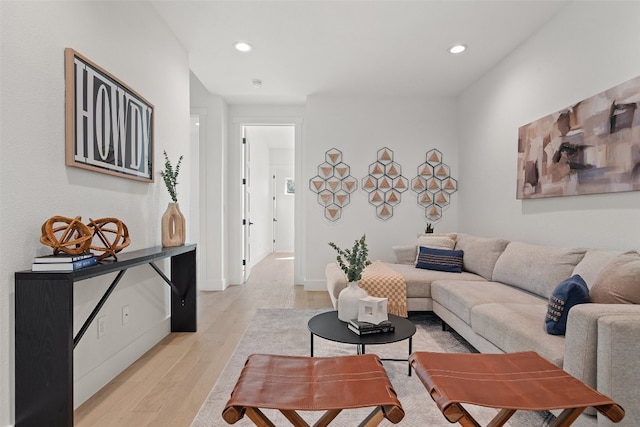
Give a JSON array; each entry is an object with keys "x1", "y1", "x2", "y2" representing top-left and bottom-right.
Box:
[
  {"x1": 97, "y1": 315, "x2": 106, "y2": 339},
  {"x1": 122, "y1": 305, "x2": 130, "y2": 325}
]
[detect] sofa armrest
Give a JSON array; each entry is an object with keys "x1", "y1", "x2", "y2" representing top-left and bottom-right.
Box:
[
  {"x1": 564, "y1": 304, "x2": 640, "y2": 419},
  {"x1": 392, "y1": 245, "x2": 416, "y2": 265},
  {"x1": 597, "y1": 314, "x2": 640, "y2": 427},
  {"x1": 565, "y1": 304, "x2": 640, "y2": 388},
  {"x1": 325, "y1": 262, "x2": 347, "y2": 309}
]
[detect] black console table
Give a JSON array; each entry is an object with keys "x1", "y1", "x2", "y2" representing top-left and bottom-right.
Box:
[{"x1": 14, "y1": 244, "x2": 197, "y2": 427}]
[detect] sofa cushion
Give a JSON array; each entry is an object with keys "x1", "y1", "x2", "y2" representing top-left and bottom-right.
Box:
[
  {"x1": 387, "y1": 263, "x2": 485, "y2": 298},
  {"x1": 416, "y1": 247, "x2": 463, "y2": 272},
  {"x1": 471, "y1": 303, "x2": 565, "y2": 367},
  {"x1": 572, "y1": 249, "x2": 623, "y2": 289},
  {"x1": 432, "y1": 280, "x2": 546, "y2": 325},
  {"x1": 454, "y1": 233, "x2": 509, "y2": 280},
  {"x1": 545, "y1": 275, "x2": 590, "y2": 335},
  {"x1": 392, "y1": 245, "x2": 417, "y2": 265},
  {"x1": 590, "y1": 251, "x2": 640, "y2": 304},
  {"x1": 492, "y1": 242, "x2": 587, "y2": 299}
]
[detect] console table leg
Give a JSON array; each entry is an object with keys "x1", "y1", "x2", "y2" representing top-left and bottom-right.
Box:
[
  {"x1": 15, "y1": 278, "x2": 73, "y2": 426},
  {"x1": 170, "y1": 250, "x2": 197, "y2": 332}
]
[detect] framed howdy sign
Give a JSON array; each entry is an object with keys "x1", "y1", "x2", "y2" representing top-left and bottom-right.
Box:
[{"x1": 65, "y1": 48, "x2": 154, "y2": 182}]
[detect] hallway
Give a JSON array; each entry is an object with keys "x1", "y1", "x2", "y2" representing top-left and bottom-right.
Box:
[{"x1": 75, "y1": 253, "x2": 332, "y2": 426}]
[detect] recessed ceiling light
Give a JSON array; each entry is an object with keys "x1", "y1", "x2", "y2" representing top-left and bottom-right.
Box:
[
  {"x1": 449, "y1": 44, "x2": 467, "y2": 54},
  {"x1": 234, "y1": 41, "x2": 253, "y2": 52}
]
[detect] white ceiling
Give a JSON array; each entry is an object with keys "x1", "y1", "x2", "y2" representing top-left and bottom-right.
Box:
[{"x1": 151, "y1": 0, "x2": 569, "y2": 105}]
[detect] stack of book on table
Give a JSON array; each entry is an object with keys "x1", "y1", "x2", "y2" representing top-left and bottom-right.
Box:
[
  {"x1": 348, "y1": 319, "x2": 395, "y2": 336},
  {"x1": 31, "y1": 253, "x2": 97, "y2": 272}
]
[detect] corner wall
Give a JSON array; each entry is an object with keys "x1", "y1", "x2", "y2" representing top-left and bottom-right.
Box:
[
  {"x1": 190, "y1": 72, "x2": 228, "y2": 291},
  {"x1": 0, "y1": 2, "x2": 192, "y2": 423},
  {"x1": 302, "y1": 95, "x2": 460, "y2": 289},
  {"x1": 457, "y1": 1, "x2": 640, "y2": 250}
]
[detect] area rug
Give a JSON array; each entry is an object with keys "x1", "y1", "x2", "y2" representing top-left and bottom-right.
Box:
[{"x1": 192, "y1": 308, "x2": 554, "y2": 426}]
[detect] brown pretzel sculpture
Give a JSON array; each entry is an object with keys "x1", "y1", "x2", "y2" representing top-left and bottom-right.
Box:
[
  {"x1": 40, "y1": 215, "x2": 131, "y2": 260},
  {"x1": 87, "y1": 217, "x2": 131, "y2": 260},
  {"x1": 40, "y1": 216, "x2": 93, "y2": 255}
]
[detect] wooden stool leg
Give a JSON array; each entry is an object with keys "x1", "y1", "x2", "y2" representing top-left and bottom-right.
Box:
[
  {"x1": 487, "y1": 409, "x2": 516, "y2": 427},
  {"x1": 442, "y1": 403, "x2": 482, "y2": 427},
  {"x1": 314, "y1": 409, "x2": 342, "y2": 427},
  {"x1": 245, "y1": 407, "x2": 277, "y2": 427},
  {"x1": 281, "y1": 409, "x2": 311, "y2": 426},
  {"x1": 358, "y1": 406, "x2": 386, "y2": 427},
  {"x1": 551, "y1": 408, "x2": 585, "y2": 427}
]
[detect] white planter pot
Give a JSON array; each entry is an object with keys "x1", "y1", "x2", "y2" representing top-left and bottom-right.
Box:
[{"x1": 337, "y1": 281, "x2": 368, "y2": 322}]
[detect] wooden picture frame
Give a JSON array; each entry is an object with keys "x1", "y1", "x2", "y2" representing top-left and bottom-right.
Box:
[{"x1": 65, "y1": 48, "x2": 154, "y2": 182}]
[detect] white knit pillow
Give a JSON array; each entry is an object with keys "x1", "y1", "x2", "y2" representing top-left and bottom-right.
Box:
[
  {"x1": 415, "y1": 235, "x2": 456, "y2": 264},
  {"x1": 416, "y1": 235, "x2": 456, "y2": 250}
]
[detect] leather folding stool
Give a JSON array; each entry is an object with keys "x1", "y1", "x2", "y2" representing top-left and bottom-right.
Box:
[
  {"x1": 409, "y1": 351, "x2": 624, "y2": 427},
  {"x1": 223, "y1": 353, "x2": 404, "y2": 426}
]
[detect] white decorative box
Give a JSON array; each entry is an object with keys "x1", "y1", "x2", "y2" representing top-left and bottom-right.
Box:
[{"x1": 358, "y1": 296, "x2": 388, "y2": 324}]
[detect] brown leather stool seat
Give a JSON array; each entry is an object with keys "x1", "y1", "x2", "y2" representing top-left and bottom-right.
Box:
[
  {"x1": 409, "y1": 351, "x2": 625, "y2": 427},
  {"x1": 223, "y1": 353, "x2": 404, "y2": 426}
]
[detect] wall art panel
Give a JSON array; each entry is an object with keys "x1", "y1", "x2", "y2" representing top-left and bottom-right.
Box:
[
  {"x1": 361, "y1": 147, "x2": 408, "y2": 220},
  {"x1": 517, "y1": 75, "x2": 640, "y2": 199},
  {"x1": 411, "y1": 149, "x2": 458, "y2": 222},
  {"x1": 309, "y1": 148, "x2": 358, "y2": 221}
]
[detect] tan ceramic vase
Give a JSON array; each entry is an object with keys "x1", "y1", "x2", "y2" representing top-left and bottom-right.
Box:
[{"x1": 161, "y1": 203, "x2": 186, "y2": 247}]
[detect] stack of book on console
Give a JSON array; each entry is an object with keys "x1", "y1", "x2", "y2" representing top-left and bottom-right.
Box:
[
  {"x1": 348, "y1": 319, "x2": 395, "y2": 336},
  {"x1": 31, "y1": 253, "x2": 97, "y2": 272}
]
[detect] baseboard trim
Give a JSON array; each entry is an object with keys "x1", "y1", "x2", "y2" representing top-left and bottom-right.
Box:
[
  {"x1": 73, "y1": 318, "x2": 171, "y2": 408},
  {"x1": 304, "y1": 279, "x2": 326, "y2": 292}
]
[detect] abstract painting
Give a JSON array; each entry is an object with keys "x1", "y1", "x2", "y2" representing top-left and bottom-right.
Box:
[{"x1": 517, "y1": 75, "x2": 640, "y2": 199}]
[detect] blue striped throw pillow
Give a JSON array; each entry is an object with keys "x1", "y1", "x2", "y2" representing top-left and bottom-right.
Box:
[{"x1": 416, "y1": 246, "x2": 464, "y2": 273}]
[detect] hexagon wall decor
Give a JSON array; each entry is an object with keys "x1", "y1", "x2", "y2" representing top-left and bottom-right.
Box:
[
  {"x1": 411, "y1": 149, "x2": 458, "y2": 222},
  {"x1": 309, "y1": 148, "x2": 358, "y2": 221},
  {"x1": 361, "y1": 147, "x2": 408, "y2": 220}
]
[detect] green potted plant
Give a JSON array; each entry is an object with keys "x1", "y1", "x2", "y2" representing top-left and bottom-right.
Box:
[
  {"x1": 160, "y1": 151, "x2": 186, "y2": 247},
  {"x1": 329, "y1": 234, "x2": 372, "y2": 321},
  {"x1": 160, "y1": 150, "x2": 183, "y2": 203}
]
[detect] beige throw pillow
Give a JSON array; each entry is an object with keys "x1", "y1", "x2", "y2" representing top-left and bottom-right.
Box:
[
  {"x1": 590, "y1": 251, "x2": 640, "y2": 304},
  {"x1": 415, "y1": 235, "x2": 456, "y2": 264},
  {"x1": 416, "y1": 235, "x2": 456, "y2": 250}
]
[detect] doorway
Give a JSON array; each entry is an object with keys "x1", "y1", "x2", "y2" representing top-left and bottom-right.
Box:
[{"x1": 242, "y1": 125, "x2": 295, "y2": 282}]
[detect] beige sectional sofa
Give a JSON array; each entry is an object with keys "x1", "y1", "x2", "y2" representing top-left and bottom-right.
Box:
[{"x1": 325, "y1": 233, "x2": 640, "y2": 427}]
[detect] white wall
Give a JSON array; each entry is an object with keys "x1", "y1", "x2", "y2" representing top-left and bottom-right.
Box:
[
  {"x1": 458, "y1": 1, "x2": 640, "y2": 251},
  {"x1": 190, "y1": 72, "x2": 228, "y2": 291},
  {"x1": 0, "y1": 1, "x2": 192, "y2": 423},
  {"x1": 302, "y1": 95, "x2": 459, "y2": 289}
]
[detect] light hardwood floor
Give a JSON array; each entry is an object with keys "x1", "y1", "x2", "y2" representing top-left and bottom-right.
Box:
[{"x1": 74, "y1": 253, "x2": 332, "y2": 426}]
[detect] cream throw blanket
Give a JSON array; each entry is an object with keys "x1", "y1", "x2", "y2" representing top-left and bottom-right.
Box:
[{"x1": 359, "y1": 261, "x2": 408, "y2": 318}]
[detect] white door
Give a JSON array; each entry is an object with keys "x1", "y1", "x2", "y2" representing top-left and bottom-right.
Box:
[{"x1": 242, "y1": 133, "x2": 252, "y2": 282}]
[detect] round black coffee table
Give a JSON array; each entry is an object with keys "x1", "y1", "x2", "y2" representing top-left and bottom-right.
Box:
[{"x1": 308, "y1": 310, "x2": 416, "y2": 375}]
